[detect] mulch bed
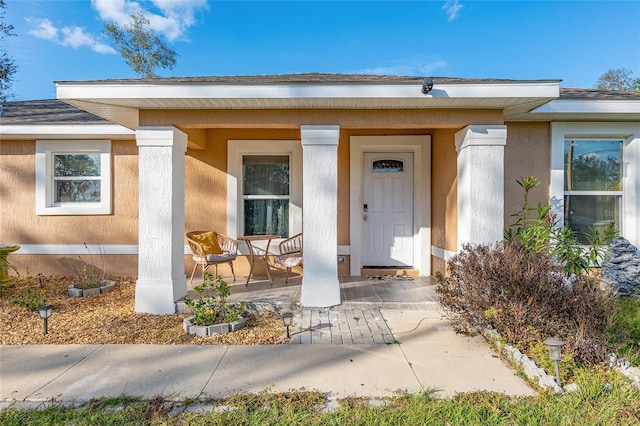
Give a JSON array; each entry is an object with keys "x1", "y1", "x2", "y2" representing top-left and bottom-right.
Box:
[{"x1": 1, "y1": 275, "x2": 288, "y2": 345}]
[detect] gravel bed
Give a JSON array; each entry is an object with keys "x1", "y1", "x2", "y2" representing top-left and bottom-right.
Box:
[{"x1": 1, "y1": 275, "x2": 288, "y2": 345}]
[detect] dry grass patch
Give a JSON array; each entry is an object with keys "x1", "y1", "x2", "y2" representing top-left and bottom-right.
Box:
[{"x1": 1, "y1": 275, "x2": 288, "y2": 345}]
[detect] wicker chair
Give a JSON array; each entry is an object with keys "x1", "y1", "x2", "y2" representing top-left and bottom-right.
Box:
[
  {"x1": 274, "y1": 233, "x2": 303, "y2": 283},
  {"x1": 186, "y1": 231, "x2": 238, "y2": 285}
]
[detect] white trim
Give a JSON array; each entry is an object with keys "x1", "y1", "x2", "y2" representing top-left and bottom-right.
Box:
[
  {"x1": 57, "y1": 81, "x2": 559, "y2": 101},
  {"x1": 11, "y1": 245, "x2": 138, "y2": 255},
  {"x1": 337, "y1": 245, "x2": 351, "y2": 255},
  {"x1": 550, "y1": 122, "x2": 640, "y2": 247},
  {"x1": 227, "y1": 140, "x2": 303, "y2": 249},
  {"x1": 533, "y1": 99, "x2": 640, "y2": 114},
  {"x1": 349, "y1": 135, "x2": 431, "y2": 276},
  {"x1": 12, "y1": 244, "x2": 204, "y2": 255},
  {"x1": 35, "y1": 140, "x2": 112, "y2": 215},
  {"x1": 0, "y1": 124, "x2": 134, "y2": 139},
  {"x1": 431, "y1": 245, "x2": 457, "y2": 261}
]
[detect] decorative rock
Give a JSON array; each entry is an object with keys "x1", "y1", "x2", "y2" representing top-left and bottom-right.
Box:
[
  {"x1": 609, "y1": 352, "x2": 640, "y2": 388},
  {"x1": 600, "y1": 238, "x2": 640, "y2": 296},
  {"x1": 491, "y1": 332, "x2": 573, "y2": 393}
]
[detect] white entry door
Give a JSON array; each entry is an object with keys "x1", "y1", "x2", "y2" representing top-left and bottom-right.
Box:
[{"x1": 362, "y1": 152, "x2": 414, "y2": 267}]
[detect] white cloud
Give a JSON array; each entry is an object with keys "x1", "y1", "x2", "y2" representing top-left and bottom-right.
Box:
[
  {"x1": 26, "y1": 18, "x2": 116, "y2": 54},
  {"x1": 442, "y1": 0, "x2": 463, "y2": 21},
  {"x1": 27, "y1": 18, "x2": 59, "y2": 41},
  {"x1": 92, "y1": 0, "x2": 208, "y2": 41},
  {"x1": 60, "y1": 26, "x2": 116, "y2": 54}
]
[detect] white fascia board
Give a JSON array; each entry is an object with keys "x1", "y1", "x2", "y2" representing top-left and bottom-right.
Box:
[
  {"x1": 57, "y1": 81, "x2": 560, "y2": 101},
  {"x1": 533, "y1": 99, "x2": 640, "y2": 114},
  {"x1": 0, "y1": 124, "x2": 135, "y2": 137}
]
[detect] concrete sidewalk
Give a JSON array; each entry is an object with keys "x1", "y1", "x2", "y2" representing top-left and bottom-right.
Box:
[{"x1": 0, "y1": 308, "x2": 535, "y2": 409}]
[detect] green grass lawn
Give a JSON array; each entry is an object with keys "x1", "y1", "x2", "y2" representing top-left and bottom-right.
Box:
[
  {"x1": 610, "y1": 296, "x2": 640, "y2": 366},
  {"x1": 2, "y1": 369, "x2": 639, "y2": 426}
]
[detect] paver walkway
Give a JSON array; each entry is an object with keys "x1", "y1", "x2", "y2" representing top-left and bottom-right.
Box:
[{"x1": 290, "y1": 308, "x2": 396, "y2": 345}]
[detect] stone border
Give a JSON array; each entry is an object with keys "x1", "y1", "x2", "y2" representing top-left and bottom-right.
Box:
[
  {"x1": 183, "y1": 315, "x2": 246, "y2": 337},
  {"x1": 68, "y1": 280, "x2": 116, "y2": 297},
  {"x1": 484, "y1": 327, "x2": 640, "y2": 393},
  {"x1": 482, "y1": 328, "x2": 573, "y2": 393},
  {"x1": 609, "y1": 353, "x2": 640, "y2": 388}
]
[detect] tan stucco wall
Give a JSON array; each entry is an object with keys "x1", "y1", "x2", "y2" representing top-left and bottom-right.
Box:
[
  {"x1": 430, "y1": 129, "x2": 459, "y2": 274},
  {"x1": 0, "y1": 139, "x2": 139, "y2": 275},
  {"x1": 504, "y1": 122, "x2": 551, "y2": 223},
  {"x1": 141, "y1": 108, "x2": 503, "y2": 129},
  {"x1": 183, "y1": 128, "x2": 301, "y2": 277},
  {"x1": 2, "y1": 108, "x2": 513, "y2": 278}
]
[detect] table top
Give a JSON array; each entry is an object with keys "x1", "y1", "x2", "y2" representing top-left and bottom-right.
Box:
[{"x1": 238, "y1": 235, "x2": 280, "y2": 241}]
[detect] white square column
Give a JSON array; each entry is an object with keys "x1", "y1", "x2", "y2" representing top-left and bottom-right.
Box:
[
  {"x1": 455, "y1": 125, "x2": 507, "y2": 250},
  {"x1": 300, "y1": 125, "x2": 341, "y2": 307},
  {"x1": 135, "y1": 127, "x2": 188, "y2": 314}
]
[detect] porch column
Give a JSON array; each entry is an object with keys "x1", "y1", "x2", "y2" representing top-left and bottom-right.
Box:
[
  {"x1": 455, "y1": 125, "x2": 507, "y2": 250},
  {"x1": 135, "y1": 126, "x2": 187, "y2": 314},
  {"x1": 300, "y1": 125, "x2": 341, "y2": 307}
]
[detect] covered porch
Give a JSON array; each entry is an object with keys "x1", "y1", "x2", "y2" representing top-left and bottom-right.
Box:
[{"x1": 194, "y1": 274, "x2": 440, "y2": 309}]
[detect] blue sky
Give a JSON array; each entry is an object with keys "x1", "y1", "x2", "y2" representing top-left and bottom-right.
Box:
[{"x1": 4, "y1": 0, "x2": 640, "y2": 101}]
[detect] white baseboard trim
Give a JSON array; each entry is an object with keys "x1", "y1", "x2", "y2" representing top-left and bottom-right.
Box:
[
  {"x1": 431, "y1": 245, "x2": 457, "y2": 261},
  {"x1": 12, "y1": 245, "x2": 139, "y2": 255}
]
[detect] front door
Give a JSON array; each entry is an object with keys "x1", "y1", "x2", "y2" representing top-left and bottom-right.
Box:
[{"x1": 362, "y1": 152, "x2": 414, "y2": 267}]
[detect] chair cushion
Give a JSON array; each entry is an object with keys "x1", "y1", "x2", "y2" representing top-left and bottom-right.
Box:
[
  {"x1": 191, "y1": 231, "x2": 223, "y2": 255},
  {"x1": 275, "y1": 252, "x2": 303, "y2": 268},
  {"x1": 192, "y1": 252, "x2": 237, "y2": 263}
]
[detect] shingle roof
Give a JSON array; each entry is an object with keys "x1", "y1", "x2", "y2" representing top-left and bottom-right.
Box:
[
  {"x1": 0, "y1": 99, "x2": 110, "y2": 125},
  {"x1": 55, "y1": 73, "x2": 560, "y2": 86},
  {"x1": 560, "y1": 88, "x2": 640, "y2": 100}
]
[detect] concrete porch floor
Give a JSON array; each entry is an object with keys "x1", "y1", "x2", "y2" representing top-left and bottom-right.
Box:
[{"x1": 192, "y1": 274, "x2": 440, "y2": 309}]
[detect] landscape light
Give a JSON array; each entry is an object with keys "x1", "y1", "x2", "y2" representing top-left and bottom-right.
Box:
[
  {"x1": 282, "y1": 312, "x2": 293, "y2": 338},
  {"x1": 544, "y1": 337, "x2": 565, "y2": 386},
  {"x1": 37, "y1": 305, "x2": 53, "y2": 335}
]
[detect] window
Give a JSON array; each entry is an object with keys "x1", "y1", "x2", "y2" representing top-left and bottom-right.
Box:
[
  {"x1": 36, "y1": 140, "x2": 111, "y2": 215},
  {"x1": 227, "y1": 140, "x2": 302, "y2": 240},
  {"x1": 564, "y1": 139, "x2": 622, "y2": 243},
  {"x1": 242, "y1": 155, "x2": 289, "y2": 237},
  {"x1": 372, "y1": 159, "x2": 404, "y2": 172}
]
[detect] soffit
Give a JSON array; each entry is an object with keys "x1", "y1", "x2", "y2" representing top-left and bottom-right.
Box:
[{"x1": 56, "y1": 77, "x2": 561, "y2": 129}]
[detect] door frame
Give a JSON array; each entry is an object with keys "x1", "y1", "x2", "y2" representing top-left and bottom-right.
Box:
[{"x1": 349, "y1": 135, "x2": 431, "y2": 276}]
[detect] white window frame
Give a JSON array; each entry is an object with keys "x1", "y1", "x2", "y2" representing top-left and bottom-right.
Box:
[
  {"x1": 227, "y1": 140, "x2": 302, "y2": 248},
  {"x1": 550, "y1": 123, "x2": 640, "y2": 247},
  {"x1": 36, "y1": 140, "x2": 112, "y2": 215}
]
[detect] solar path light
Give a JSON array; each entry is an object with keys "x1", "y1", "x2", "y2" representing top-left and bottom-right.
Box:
[
  {"x1": 37, "y1": 304, "x2": 53, "y2": 335},
  {"x1": 544, "y1": 337, "x2": 565, "y2": 387},
  {"x1": 282, "y1": 312, "x2": 293, "y2": 338}
]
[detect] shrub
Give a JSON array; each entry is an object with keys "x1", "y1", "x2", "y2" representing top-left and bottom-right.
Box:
[
  {"x1": 438, "y1": 176, "x2": 620, "y2": 365},
  {"x1": 8, "y1": 274, "x2": 47, "y2": 311},
  {"x1": 183, "y1": 273, "x2": 245, "y2": 326},
  {"x1": 505, "y1": 176, "x2": 616, "y2": 277},
  {"x1": 436, "y1": 242, "x2": 617, "y2": 365}
]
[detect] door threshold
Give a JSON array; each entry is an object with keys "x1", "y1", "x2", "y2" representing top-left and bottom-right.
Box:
[{"x1": 361, "y1": 267, "x2": 419, "y2": 276}]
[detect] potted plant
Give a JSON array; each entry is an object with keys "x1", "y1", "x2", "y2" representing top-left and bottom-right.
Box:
[{"x1": 183, "y1": 273, "x2": 246, "y2": 336}]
